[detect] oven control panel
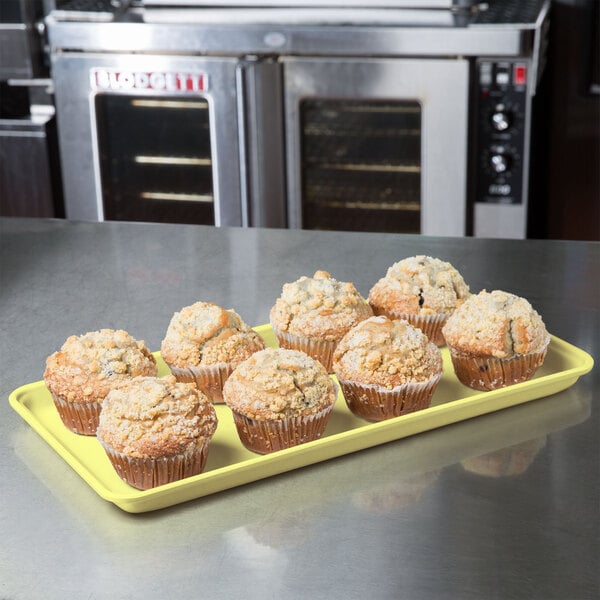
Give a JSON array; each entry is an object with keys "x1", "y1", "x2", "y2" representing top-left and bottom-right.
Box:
[{"x1": 474, "y1": 59, "x2": 529, "y2": 205}]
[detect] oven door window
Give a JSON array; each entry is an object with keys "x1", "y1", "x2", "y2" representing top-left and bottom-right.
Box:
[
  {"x1": 300, "y1": 99, "x2": 421, "y2": 233},
  {"x1": 95, "y1": 94, "x2": 214, "y2": 224}
]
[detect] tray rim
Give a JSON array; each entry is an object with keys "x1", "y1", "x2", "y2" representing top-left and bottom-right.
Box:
[{"x1": 8, "y1": 329, "x2": 594, "y2": 513}]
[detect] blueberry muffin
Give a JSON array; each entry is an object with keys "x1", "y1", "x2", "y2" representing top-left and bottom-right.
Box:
[
  {"x1": 161, "y1": 301, "x2": 265, "y2": 403},
  {"x1": 97, "y1": 375, "x2": 217, "y2": 490},
  {"x1": 441, "y1": 289, "x2": 550, "y2": 390},
  {"x1": 269, "y1": 270, "x2": 373, "y2": 372},
  {"x1": 332, "y1": 315, "x2": 443, "y2": 421},
  {"x1": 222, "y1": 348, "x2": 337, "y2": 454},
  {"x1": 44, "y1": 329, "x2": 157, "y2": 435},
  {"x1": 368, "y1": 256, "x2": 470, "y2": 346}
]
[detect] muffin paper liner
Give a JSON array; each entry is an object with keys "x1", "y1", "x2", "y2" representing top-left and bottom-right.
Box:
[
  {"x1": 370, "y1": 306, "x2": 448, "y2": 346},
  {"x1": 99, "y1": 442, "x2": 210, "y2": 491},
  {"x1": 231, "y1": 404, "x2": 335, "y2": 454},
  {"x1": 337, "y1": 375, "x2": 442, "y2": 422},
  {"x1": 166, "y1": 362, "x2": 234, "y2": 404},
  {"x1": 50, "y1": 393, "x2": 101, "y2": 436},
  {"x1": 270, "y1": 325, "x2": 337, "y2": 373},
  {"x1": 447, "y1": 345, "x2": 549, "y2": 391}
]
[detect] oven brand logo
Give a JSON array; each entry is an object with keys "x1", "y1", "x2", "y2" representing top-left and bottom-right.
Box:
[{"x1": 90, "y1": 69, "x2": 208, "y2": 93}]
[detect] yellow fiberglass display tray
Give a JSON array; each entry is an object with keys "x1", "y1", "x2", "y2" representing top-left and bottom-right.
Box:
[{"x1": 8, "y1": 325, "x2": 594, "y2": 513}]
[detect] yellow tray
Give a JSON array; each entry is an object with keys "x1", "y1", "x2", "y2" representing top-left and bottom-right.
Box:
[{"x1": 8, "y1": 325, "x2": 594, "y2": 513}]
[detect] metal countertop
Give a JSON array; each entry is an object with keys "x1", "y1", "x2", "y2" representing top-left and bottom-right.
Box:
[{"x1": 0, "y1": 218, "x2": 598, "y2": 599}]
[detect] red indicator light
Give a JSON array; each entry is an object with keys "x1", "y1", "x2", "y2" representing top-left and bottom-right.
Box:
[{"x1": 514, "y1": 65, "x2": 527, "y2": 85}]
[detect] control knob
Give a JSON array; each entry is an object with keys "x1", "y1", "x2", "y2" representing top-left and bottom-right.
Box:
[
  {"x1": 491, "y1": 107, "x2": 511, "y2": 132},
  {"x1": 490, "y1": 152, "x2": 510, "y2": 174}
]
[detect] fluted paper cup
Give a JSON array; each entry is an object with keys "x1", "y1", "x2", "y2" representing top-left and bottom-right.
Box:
[
  {"x1": 447, "y1": 345, "x2": 549, "y2": 391},
  {"x1": 166, "y1": 362, "x2": 234, "y2": 404},
  {"x1": 370, "y1": 307, "x2": 448, "y2": 346},
  {"x1": 271, "y1": 324, "x2": 337, "y2": 373},
  {"x1": 231, "y1": 404, "x2": 335, "y2": 454},
  {"x1": 337, "y1": 375, "x2": 441, "y2": 422},
  {"x1": 51, "y1": 392, "x2": 102, "y2": 435},
  {"x1": 99, "y1": 442, "x2": 210, "y2": 491}
]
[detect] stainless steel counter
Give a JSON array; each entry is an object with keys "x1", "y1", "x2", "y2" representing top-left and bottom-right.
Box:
[{"x1": 1, "y1": 217, "x2": 598, "y2": 600}]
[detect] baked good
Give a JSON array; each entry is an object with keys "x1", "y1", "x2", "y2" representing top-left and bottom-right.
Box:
[
  {"x1": 269, "y1": 270, "x2": 373, "y2": 372},
  {"x1": 161, "y1": 301, "x2": 265, "y2": 403},
  {"x1": 43, "y1": 329, "x2": 157, "y2": 435},
  {"x1": 97, "y1": 375, "x2": 218, "y2": 490},
  {"x1": 332, "y1": 315, "x2": 443, "y2": 421},
  {"x1": 222, "y1": 347, "x2": 337, "y2": 454},
  {"x1": 368, "y1": 255, "x2": 470, "y2": 345},
  {"x1": 441, "y1": 289, "x2": 550, "y2": 390}
]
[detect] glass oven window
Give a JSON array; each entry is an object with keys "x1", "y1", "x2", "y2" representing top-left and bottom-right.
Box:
[
  {"x1": 300, "y1": 99, "x2": 421, "y2": 233},
  {"x1": 95, "y1": 94, "x2": 215, "y2": 224}
]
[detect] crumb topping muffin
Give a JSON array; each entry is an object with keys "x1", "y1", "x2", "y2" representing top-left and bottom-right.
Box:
[
  {"x1": 270, "y1": 270, "x2": 373, "y2": 342},
  {"x1": 161, "y1": 301, "x2": 265, "y2": 368},
  {"x1": 97, "y1": 375, "x2": 217, "y2": 459},
  {"x1": 441, "y1": 290, "x2": 550, "y2": 358},
  {"x1": 368, "y1": 256, "x2": 470, "y2": 317},
  {"x1": 44, "y1": 329, "x2": 157, "y2": 405},
  {"x1": 223, "y1": 348, "x2": 337, "y2": 421},
  {"x1": 442, "y1": 290, "x2": 550, "y2": 391},
  {"x1": 333, "y1": 316, "x2": 443, "y2": 390}
]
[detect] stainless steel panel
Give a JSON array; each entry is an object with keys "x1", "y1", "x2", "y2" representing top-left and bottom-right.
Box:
[
  {"x1": 283, "y1": 57, "x2": 469, "y2": 236},
  {"x1": 51, "y1": 53, "x2": 243, "y2": 225},
  {"x1": 237, "y1": 59, "x2": 287, "y2": 228},
  {"x1": 46, "y1": 18, "x2": 525, "y2": 57},
  {"x1": 474, "y1": 203, "x2": 527, "y2": 239},
  {"x1": 0, "y1": 26, "x2": 34, "y2": 78},
  {"x1": 143, "y1": 8, "x2": 457, "y2": 27},
  {"x1": 143, "y1": 0, "x2": 456, "y2": 6}
]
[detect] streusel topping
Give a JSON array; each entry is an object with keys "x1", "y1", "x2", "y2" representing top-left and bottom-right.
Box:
[
  {"x1": 161, "y1": 301, "x2": 265, "y2": 367},
  {"x1": 222, "y1": 348, "x2": 337, "y2": 420},
  {"x1": 368, "y1": 256, "x2": 470, "y2": 316},
  {"x1": 333, "y1": 316, "x2": 443, "y2": 389},
  {"x1": 44, "y1": 329, "x2": 157, "y2": 404},
  {"x1": 269, "y1": 270, "x2": 373, "y2": 341},
  {"x1": 441, "y1": 290, "x2": 550, "y2": 358},
  {"x1": 97, "y1": 375, "x2": 217, "y2": 458}
]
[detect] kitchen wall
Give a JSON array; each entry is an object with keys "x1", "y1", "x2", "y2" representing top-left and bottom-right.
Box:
[{"x1": 528, "y1": 0, "x2": 600, "y2": 241}]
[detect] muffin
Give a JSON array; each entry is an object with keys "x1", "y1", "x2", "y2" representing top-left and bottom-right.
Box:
[
  {"x1": 43, "y1": 329, "x2": 157, "y2": 435},
  {"x1": 161, "y1": 301, "x2": 265, "y2": 403},
  {"x1": 222, "y1": 348, "x2": 337, "y2": 454},
  {"x1": 332, "y1": 315, "x2": 443, "y2": 421},
  {"x1": 368, "y1": 255, "x2": 470, "y2": 345},
  {"x1": 269, "y1": 270, "x2": 373, "y2": 372},
  {"x1": 441, "y1": 289, "x2": 550, "y2": 391},
  {"x1": 97, "y1": 375, "x2": 217, "y2": 490}
]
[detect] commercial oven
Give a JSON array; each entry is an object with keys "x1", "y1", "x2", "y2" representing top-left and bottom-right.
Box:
[{"x1": 47, "y1": 0, "x2": 549, "y2": 237}]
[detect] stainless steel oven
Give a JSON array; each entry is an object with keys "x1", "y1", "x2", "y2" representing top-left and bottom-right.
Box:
[{"x1": 47, "y1": 0, "x2": 549, "y2": 237}]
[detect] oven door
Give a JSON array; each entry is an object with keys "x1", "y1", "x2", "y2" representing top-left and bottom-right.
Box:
[
  {"x1": 282, "y1": 57, "x2": 469, "y2": 235},
  {"x1": 51, "y1": 53, "x2": 243, "y2": 225}
]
